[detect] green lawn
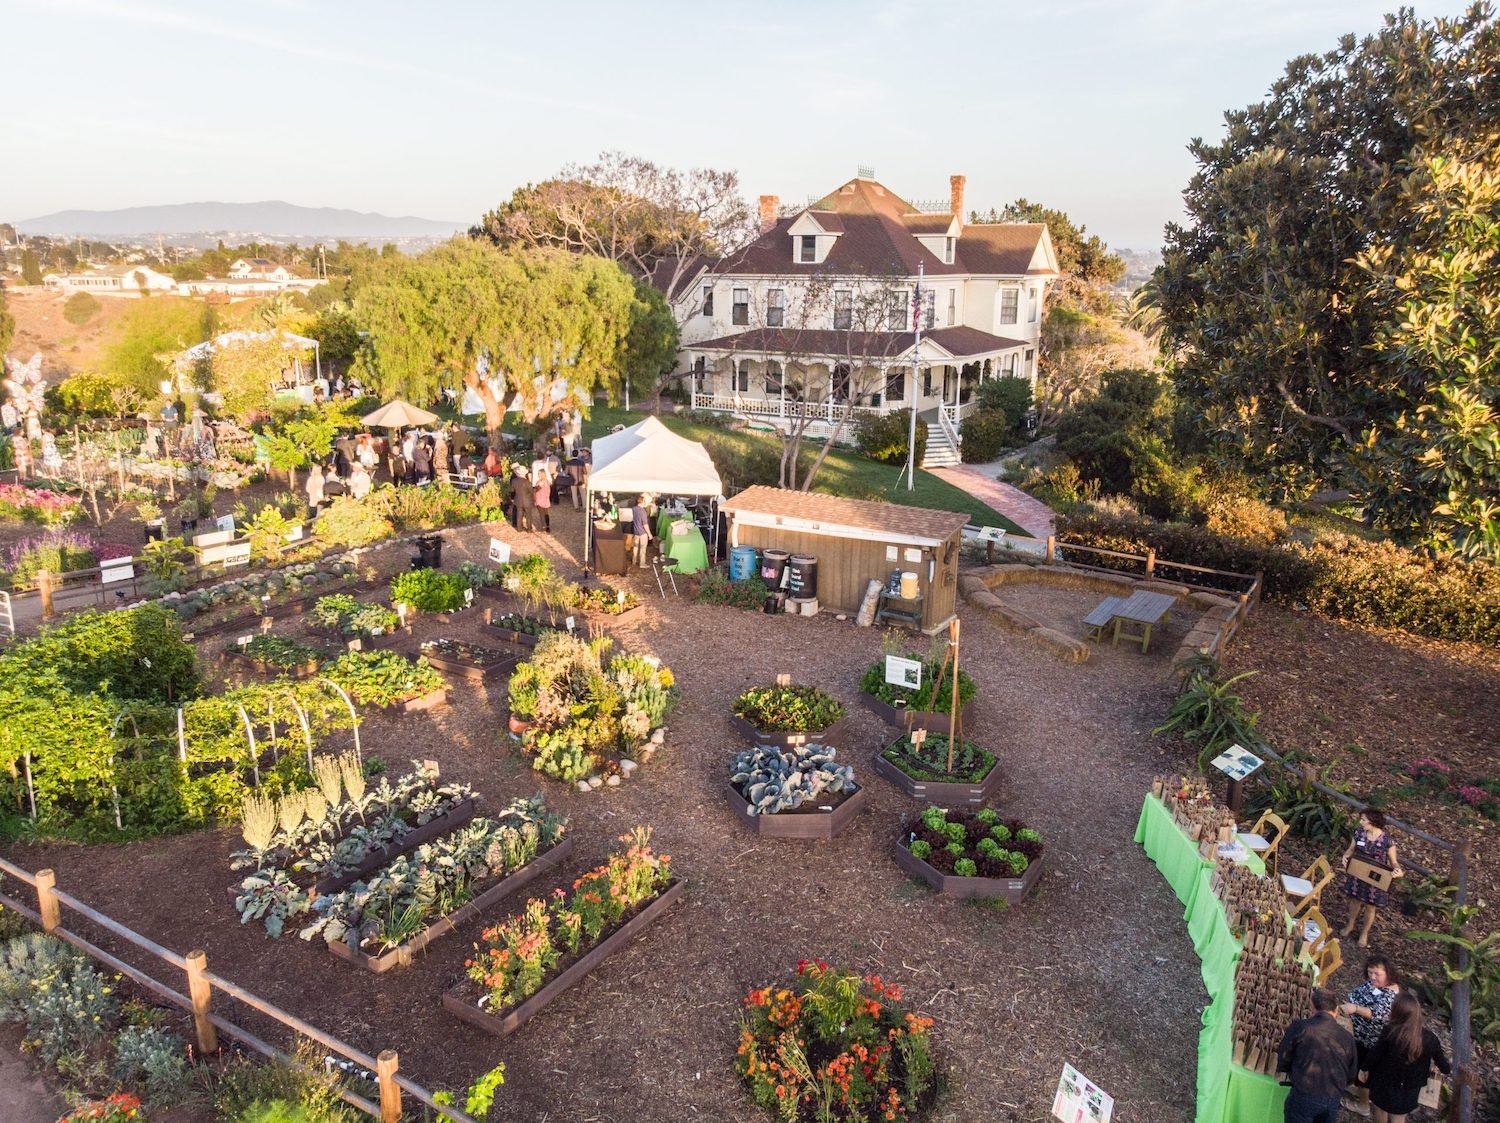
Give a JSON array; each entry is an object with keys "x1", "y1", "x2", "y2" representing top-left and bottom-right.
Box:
[{"x1": 580, "y1": 405, "x2": 1024, "y2": 533}]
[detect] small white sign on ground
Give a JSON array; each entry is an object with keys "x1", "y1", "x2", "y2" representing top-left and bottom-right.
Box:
[
  {"x1": 1052, "y1": 1064, "x2": 1114, "y2": 1123},
  {"x1": 488, "y1": 538, "x2": 511, "y2": 564}
]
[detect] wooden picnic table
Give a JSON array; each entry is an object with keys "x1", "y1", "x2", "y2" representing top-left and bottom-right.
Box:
[{"x1": 1111, "y1": 590, "x2": 1178, "y2": 653}]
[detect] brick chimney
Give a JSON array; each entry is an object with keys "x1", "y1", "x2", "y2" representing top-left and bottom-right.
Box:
[
  {"x1": 759, "y1": 195, "x2": 780, "y2": 234},
  {"x1": 949, "y1": 175, "x2": 966, "y2": 227}
]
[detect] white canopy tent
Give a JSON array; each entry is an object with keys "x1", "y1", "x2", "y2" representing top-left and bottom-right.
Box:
[
  {"x1": 176, "y1": 329, "x2": 322, "y2": 401},
  {"x1": 583, "y1": 416, "x2": 723, "y2": 564}
]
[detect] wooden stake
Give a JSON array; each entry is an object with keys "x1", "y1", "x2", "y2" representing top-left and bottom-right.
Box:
[
  {"x1": 377, "y1": 1050, "x2": 402, "y2": 1123},
  {"x1": 35, "y1": 869, "x2": 60, "y2": 933},
  {"x1": 38, "y1": 570, "x2": 54, "y2": 620},
  {"x1": 947, "y1": 617, "x2": 962, "y2": 771},
  {"x1": 185, "y1": 949, "x2": 218, "y2": 1055}
]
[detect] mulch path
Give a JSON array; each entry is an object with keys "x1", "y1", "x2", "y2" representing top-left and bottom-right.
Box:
[{"x1": 3, "y1": 511, "x2": 1492, "y2": 1120}]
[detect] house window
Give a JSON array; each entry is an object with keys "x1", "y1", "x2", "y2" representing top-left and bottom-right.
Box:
[
  {"x1": 833, "y1": 290, "x2": 852, "y2": 330},
  {"x1": 831, "y1": 364, "x2": 851, "y2": 401},
  {"x1": 799, "y1": 235, "x2": 816, "y2": 263},
  {"x1": 692, "y1": 356, "x2": 707, "y2": 393},
  {"x1": 702, "y1": 285, "x2": 714, "y2": 317},
  {"x1": 765, "y1": 360, "x2": 783, "y2": 395},
  {"x1": 887, "y1": 289, "x2": 907, "y2": 330},
  {"x1": 1027, "y1": 286, "x2": 1039, "y2": 323},
  {"x1": 921, "y1": 290, "x2": 935, "y2": 330},
  {"x1": 945, "y1": 236, "x2": 955, "y2": 264},
  {"x1": 735, "y1": 360, "x2": 751, "y2": 393},
  {"x1": 946, "y1": 289, "x2": 956, "y2": 327},
  {"x1": 885, "y1": 367, "x2": 906, "y2": 401},
  {"x1": 921, "y1": 366, "x2": 934, "y2": 397},
  {"x1": 732, "y1": 288, "x2": 749, "y2": 326},
  {"x1": 766, "y1": 288, "x2": 785, "y2": 327},
  {"x1": 1025, "y1": 348, "x2": 1035, "y2": 378},
  {"x1": 1000, "y1": 288, "x2": 1019, "y2": 324}
]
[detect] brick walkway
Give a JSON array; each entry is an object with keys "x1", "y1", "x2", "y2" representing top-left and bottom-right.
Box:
[{"x1": 927, "y1": 464, "x2": 1056, "y2": 539}]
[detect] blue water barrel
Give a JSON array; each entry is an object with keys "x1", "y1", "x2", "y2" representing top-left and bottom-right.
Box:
[{"x1": 728, "y1": 545, "x2": 759, "y2": 582}]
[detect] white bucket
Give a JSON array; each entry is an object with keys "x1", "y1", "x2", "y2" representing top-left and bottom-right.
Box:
[{"x1": 899, "y1": 571, "x2": 919, "y2": 599}]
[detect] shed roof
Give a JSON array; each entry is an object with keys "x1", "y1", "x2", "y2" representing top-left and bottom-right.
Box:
[{"x1": 721, "y1": 485, "x2": 969, "y2": 545}]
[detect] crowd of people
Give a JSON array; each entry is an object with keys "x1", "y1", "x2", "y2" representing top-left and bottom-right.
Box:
[{"x1": 504, "y1": 444, "x2": 590, "y2": 533}]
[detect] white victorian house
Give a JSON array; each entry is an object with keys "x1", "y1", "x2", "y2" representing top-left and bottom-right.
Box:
[{"x1": 654, "y1": 174, "x2": 1057, "y2": 465}]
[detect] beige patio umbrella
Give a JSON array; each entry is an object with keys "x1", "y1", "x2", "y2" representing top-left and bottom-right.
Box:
[{"x1": 361, "y1": 399, "x2": 439, "y2": 479}]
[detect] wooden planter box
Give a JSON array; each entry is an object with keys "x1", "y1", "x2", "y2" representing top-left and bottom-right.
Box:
[
  {"x1": 327, "y1": 835, "x2": 575, "y2": 973},
  {"x1": 307, "y1": 625, "x2": 410, "y2": 651},
  {"x1": 380, "y1": 687, "x2": 448, "y2": 715},
  {"x1": 485, "y1": 622, "x2": 552, "y2": 648},
  {"x1": 226, "y1": 650, "x2": 322, "y2": 679},
  {"x1": 726, "y1": 780, "x2": 868, "y2": 839},
  {"x1": 871, "y1": 743, "x2": 1002, "y2": 807},
  {"x1": 423, "y1": 649, "x2": 517, "y2": 683},
  {"x1": 441, "y1": 878, "x2": 686, "y2": 1037},
  {"x1": 860, "y1": 692, "x2": 975, "y2": 736},
  {"x1": 892, "y1": 843, "x2": 1046, "y2": 903},
  {"x1": 727, "y1": 712, "x2": 849, "y2": 749}
]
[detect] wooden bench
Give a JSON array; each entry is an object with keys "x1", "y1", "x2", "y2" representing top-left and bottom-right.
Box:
[{"x1": 1082, "y1": 596, "x2": 1125, "y2": 641}]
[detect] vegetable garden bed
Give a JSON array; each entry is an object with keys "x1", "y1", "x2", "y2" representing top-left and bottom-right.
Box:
[
  {"x1": 725, "y1": 780, "x2": 867, "y2": 839},
  {"x1": 226, "y1": 649, "x2": 323, "y2": 679},
  {"x1": 860, "y1": 692, "x2": 975, "y2": 735},
  {"x1": 420, "y1": 639, "x2": 517, "y2": 683},
  {"x1": 307, "y1": 625, "x2": 410, "y2": 651},
  {"x1": 381, "y1": 686, "x2": 448, "y2": 715},
  {"x1": 327, "y1": 835, "x2": 575, "y2": 973},
  {"x1": 441, "y1": 878, "x2": 685, "y2": 1037},
  {"x1": 894, "y1": 806, "x2": 1045, "y2": 902},
  {"x1": 728, "y1": 683, "x2": 848, "y2": 749},
  {"x1": 893, "y1": 843, "x2": 1045, "y2": 903},
  {"x1": 872, "y1": 735, "x2": 1002, "y2": 806}
]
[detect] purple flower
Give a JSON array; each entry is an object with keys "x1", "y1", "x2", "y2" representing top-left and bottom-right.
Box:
[{"x1": 1458, "y1": 785, "x2": 1489, "y2": 807}]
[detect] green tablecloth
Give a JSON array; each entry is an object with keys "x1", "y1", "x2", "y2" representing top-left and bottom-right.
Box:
[
  {"x1": 659, "y1": 517, "x2": 709, "y2": 575},
  {"x1": 1221, "y1": 1065, "x2": 1287, "y2": 1123},
  {"x1": 1134, "y1": 794, "x2": 1213, "y2": 909}
]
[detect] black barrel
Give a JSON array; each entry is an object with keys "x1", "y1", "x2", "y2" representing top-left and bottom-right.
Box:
[
  {"x1": 760, "y1": 548, "x2": 790, "y2": 587},
  {"x1": 415, "y1": 534, "x2": 444, "y2": 569},
  {"x1": 786, "y1": 554, "x2": 817, "y2": 599}
]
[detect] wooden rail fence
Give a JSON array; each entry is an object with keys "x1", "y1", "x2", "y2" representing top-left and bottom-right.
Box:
[{"x1": 0, "y1": 856, "x2": 474, "y2": 1123}]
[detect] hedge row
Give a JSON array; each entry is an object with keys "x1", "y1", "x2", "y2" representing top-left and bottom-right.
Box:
[{"x1": 1058, "y1": 510, "x2": 1500, "y2": 645}]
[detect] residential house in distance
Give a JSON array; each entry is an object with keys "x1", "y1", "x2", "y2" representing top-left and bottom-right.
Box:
[
  {"x1": 228, "y1": 257, "x2": 293, "y2": 281},
  {"x1": 42, "y1": 264, "x2": 177, "y2": 294},
  {"x1": 654, "y1": 172, "x2": 1058, "y2": 465}
]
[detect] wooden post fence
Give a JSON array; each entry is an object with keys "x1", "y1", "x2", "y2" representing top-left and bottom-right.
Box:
[{"x1": 0, "y1": 856, "x2": 477, "y2": 1123}]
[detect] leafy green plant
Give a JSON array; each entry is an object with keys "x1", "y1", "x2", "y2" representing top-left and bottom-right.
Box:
[
  {"x1": 730, "y1": 743, "x2": 857, "y2": 815},
  {"x1": 903, "y1": 805, "x2": 1043, "y2": 879},
  {"x1": 311, "y1": 594, "x2": 400, "y2": 638},
  {"x1": 1154, "y1": 660, "x2": 1262, "y2": 770},
  {"x1": 860, "y1": 656, "x2": 977, "y2": 713},
  {"x1": 1242, "y1": 754, "x2": 1356, "y2": 848},
  {"x1": 322, "y1": 651, "x2": 444, "y2": 708},
  {"x1": 732, "y1": 684, "x2": 845, "y2": 733},
  {"x1": 314, "y1": 496, "x2": 393, "y2": 548},
  {"x1": 1408, "y1": 903, "x2": 1500, "y2": 1049},
  {"x1": 240, "y1": 635, "x2": 325, "y2": 670},
  {"x1": 694, "y1": 567, "x2": 769, "y2": 609},
  {"x1": 140, "y1": 536, "x2": 193, "y2": 594},
  {"x1": 882, "y1": 733, "x2": 998, "y2": 783},
  {"x1": 389, "y1": 568, "x2": 468, "y2": 613},
  {"x1": 113, "y1": 1023, "x2": 192, "y2": 1106},
  {"x1": 234, "y1": 869, "x2": 311, "y2": 937}
]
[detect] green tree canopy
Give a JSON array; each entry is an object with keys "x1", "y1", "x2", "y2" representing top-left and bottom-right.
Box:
[
  {"x1": 103, "y1": 298, "x2": 212, "y2": 396},
  {"x1": 1149, "y1": 5, "x2": 1500, "y2": 544},
  {"x1": 353, "y1": 239, "x2": 642, "y2": 443},
  {"x1": 20, "y1": 249, "x2": 43, "y2": 286},
  {"x1": 0, "y1": 286, "x2": 13, "y2": 355},
  {"x1": 972, "y1": 199, "x2": 1125, "y2": 306}
]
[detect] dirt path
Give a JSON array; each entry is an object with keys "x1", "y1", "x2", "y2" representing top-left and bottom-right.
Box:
[{"x1": 0, "y1": 1027, "x2": 67, "y2": 1123}]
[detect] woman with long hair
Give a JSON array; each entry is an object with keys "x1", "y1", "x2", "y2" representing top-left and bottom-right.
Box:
[
  {"x1": 1340, "y1": 955, "x2": 1400, "y2": 1114},
  {"x1": 1364, "y1": 992, "x2": 1449, "y2": 1122},
  {"x1": 1340, "y1": 809, "x2": 1404, "y2": 947}
]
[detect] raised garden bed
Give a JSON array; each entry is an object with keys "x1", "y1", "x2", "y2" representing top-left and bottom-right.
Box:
[
  {"x1": 873, "y1": 735, "x2": 1002, "y2": 806},
  {"x1": 441, "y1": 878, "x2": 685, "y2": 1037},
  {"x1": 485, "y1": 613, "x2": 563, "y2": 648},
  {"x1": 726, "y1": 712, "x2": 849, "y2": 749},
  {"x1": 729, "y1": 684, "x2": 848, "y2": 748},
  {"x1": 328, "y1": 835, "x2": 575, "y2": 973},
  {"x1": 227, "y1": 649, "x2": 323, "y2": 679},
  {"x1": 382, "y1": 686, "x2": 448, "y2": 715},
  {"x1": 307, "y1": 625, "x2": 410, "y2": 651},
  {"x1": 421, "y1": 639, "x2": 517, "y2": 683},
  {"x1": 894, "y1": 806, "x2": 1045, "y2": 902},
  {"x1": 726, "y1": 779, "x2": 867, "y2": 839},
  {"x1": 860, "y1": 692, "x2": 975, "y2": 735},
  {"x1": 323, "y1": 650, "x2": 448, "y2": 713}
]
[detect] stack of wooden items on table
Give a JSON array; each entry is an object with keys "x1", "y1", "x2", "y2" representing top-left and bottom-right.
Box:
[
  {"x1": 1211, "y1": 861, "x2": 1287, "y2": 938},
  {"x1": 1151, "y1": 773, "x2": 1239, "y2": 856},
  {"x1": 1231, "y1": 945, "x2": 1316, "y2": 1075}
]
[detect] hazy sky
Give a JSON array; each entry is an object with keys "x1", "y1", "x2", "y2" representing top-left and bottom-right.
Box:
[{"x1": 2, "y1": 0, "x2": 1466, "y2": 249}]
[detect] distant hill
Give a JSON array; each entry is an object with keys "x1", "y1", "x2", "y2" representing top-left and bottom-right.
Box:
[{"x1": 15, "y1": 201, "x2": 461, "y2": 239}]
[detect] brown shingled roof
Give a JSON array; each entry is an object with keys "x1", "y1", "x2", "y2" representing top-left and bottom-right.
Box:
[
  {"x1": 721, "y1": 484, "x2": 970, "y2": 543},
  {"x1": 691, "y1": 325, "x2": 1026, "y2": 359}
]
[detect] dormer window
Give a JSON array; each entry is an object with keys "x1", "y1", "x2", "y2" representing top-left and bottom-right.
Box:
[{"x1": 799, "y1": 235, "x2": 816, "y2": 263}]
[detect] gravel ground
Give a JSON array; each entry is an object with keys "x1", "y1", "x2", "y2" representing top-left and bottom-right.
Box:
[{"x1": 2, "y1": 508, "x2": 1226, "y2": 1122}]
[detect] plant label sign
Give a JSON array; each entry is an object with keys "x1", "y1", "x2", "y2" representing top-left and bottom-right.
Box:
[
  {"x1": 237, "y1": 635, "x2": 252, "y2": 647},
  {"x1": 260, "y1": 616, "x2": 274, "y2": 633},
  {"x1": 216, "y1": 514, "x2": 235, "y2": 534},
  {"x1": 1052, "y1": 1064, "x2": 1113, "y2": 1123},
  {"x1": 1210, "y1": 743, "x2": 1264, "y2": 782},
  {"x1": 884, "y1": 656, "x2": 922, "y2": 690},
  {"x1": 488, "y1": 538, "x2": 511, "y2": 564},
  {"x1": 565, "y1": 616, "x2": 576, "y2": 632}
]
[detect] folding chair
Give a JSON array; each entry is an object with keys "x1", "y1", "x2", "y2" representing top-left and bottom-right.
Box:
[
  {"x1": 1298, "y1": 904, "x2": 1331, "y2": 963},
  {"x1": 1314, "y1": 936, "x2": 1342, "y2": 985},
  {"x1": 651, "y1": 549, "x2": 679, "y2": 598},
  {"x1": 1282, "y1": 855, "x2": 1335, "y2": 916},
  {"x1": 1237, "y1": 810, "x2": 1289, "y2": 877}
]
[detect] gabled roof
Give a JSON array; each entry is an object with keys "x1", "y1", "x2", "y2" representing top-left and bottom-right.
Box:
[
  {"x1": 649, "y1": 255, "x2": 709, "y2": 301},
  {"x1": 721, "y1": 484, "x2": 969, "y2": 545}
]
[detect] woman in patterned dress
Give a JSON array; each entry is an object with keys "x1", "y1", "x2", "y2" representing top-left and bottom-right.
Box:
[
  {"x1": 1340, "y1": 954, "x2": 1400, "y2": 1115},
  {"x1": 1340, "y1": 810, "x2": 1403, "y2": 948}
]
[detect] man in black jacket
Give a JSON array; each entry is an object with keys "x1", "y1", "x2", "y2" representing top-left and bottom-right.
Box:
[{"x1": 1276, "y1": 987, "x2": 1359, "y2": 1123}]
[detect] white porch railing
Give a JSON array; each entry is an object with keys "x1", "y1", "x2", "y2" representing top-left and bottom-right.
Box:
[
  {"x1": 938, "y1": 403, "x2": 963, "y2": 448},
  {"x1": 691, "y1": 393, "x2": 882, "y2": 423}
]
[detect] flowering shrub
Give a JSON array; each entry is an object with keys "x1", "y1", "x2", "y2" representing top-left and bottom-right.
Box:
[
  {"x1": 3, "y1": 530, "x2": 97, "y2": 589},
  {"x1": 0, "y1": 482, "x2": 82, "y2": 526},
  {"x1": 58, "y1": 1093, "x2": 144, "y2": 1122},
  {"x1": 1397, "y1": 758, "x2": 1500, "y2": 820},
  {"x1": 465, "y1": 827, "x2": 671, "y2": 1009},
  {"x1": 736, "y1": 960, "x2": 939, "y2": 1122}
]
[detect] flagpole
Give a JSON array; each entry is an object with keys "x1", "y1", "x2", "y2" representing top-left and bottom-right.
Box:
[{"x1": 904, "y1": 261, "x2": 923, "y2": 491}]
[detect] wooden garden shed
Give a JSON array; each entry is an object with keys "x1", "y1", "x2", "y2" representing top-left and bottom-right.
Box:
[{"x1": 719, "y1": 486, "x2": 969, "y2": 632}]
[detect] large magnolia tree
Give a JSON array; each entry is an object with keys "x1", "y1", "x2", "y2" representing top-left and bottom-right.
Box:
[
  {"x1": 1150, "y1": 5, "x2": 1499, "y2": 555},
  {"x1": 353, "y1": 239, "x2": 668, "y2": 444}
]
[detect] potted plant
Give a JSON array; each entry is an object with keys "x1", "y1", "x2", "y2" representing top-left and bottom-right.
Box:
[
  {"x1": 138, "y1": 499, "x2": 165, "y2": 542},
  {"x1": 729, "y1": 683, "x2": 848, "y2": 748},
  {"x1": 442, "y1": 826, "x2": 682, "y2": 1037},
  {"x1": 735, "y1": 960, "x2": 940, "y2": 1121},
  {"x1": 894, "y1": 804, "x2": 1045, "y2": 902},
  {"x1": 175, "y1": 498, "x2": 201, "y2": 534},
  {"x1": 728, "y1": 742, "x2": 866, "y2": 839},
  {"x1": 874, "y1": 731, "x2": 1002, "y2": 806}
]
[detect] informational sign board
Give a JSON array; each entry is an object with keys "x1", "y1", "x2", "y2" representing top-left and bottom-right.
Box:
[
  {"x1": 884, "y1": 655, "x2": 922, "y2": 690},
  {"x1": 215, "y1": 514, "x2": 236, "y2": 535},
  {"x1": 100, "y1": 558, "x2": 135, "y2": 584},
  {"x1": 1210, "y1": 744, "x2": 1265, "y2": 782},
  {"x1": 488, "y1": 538, "x2": 512, "y2": 564},
  {"x1": 1052, "y1": 1064, "x2": 1114, "y2": 1123}
]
